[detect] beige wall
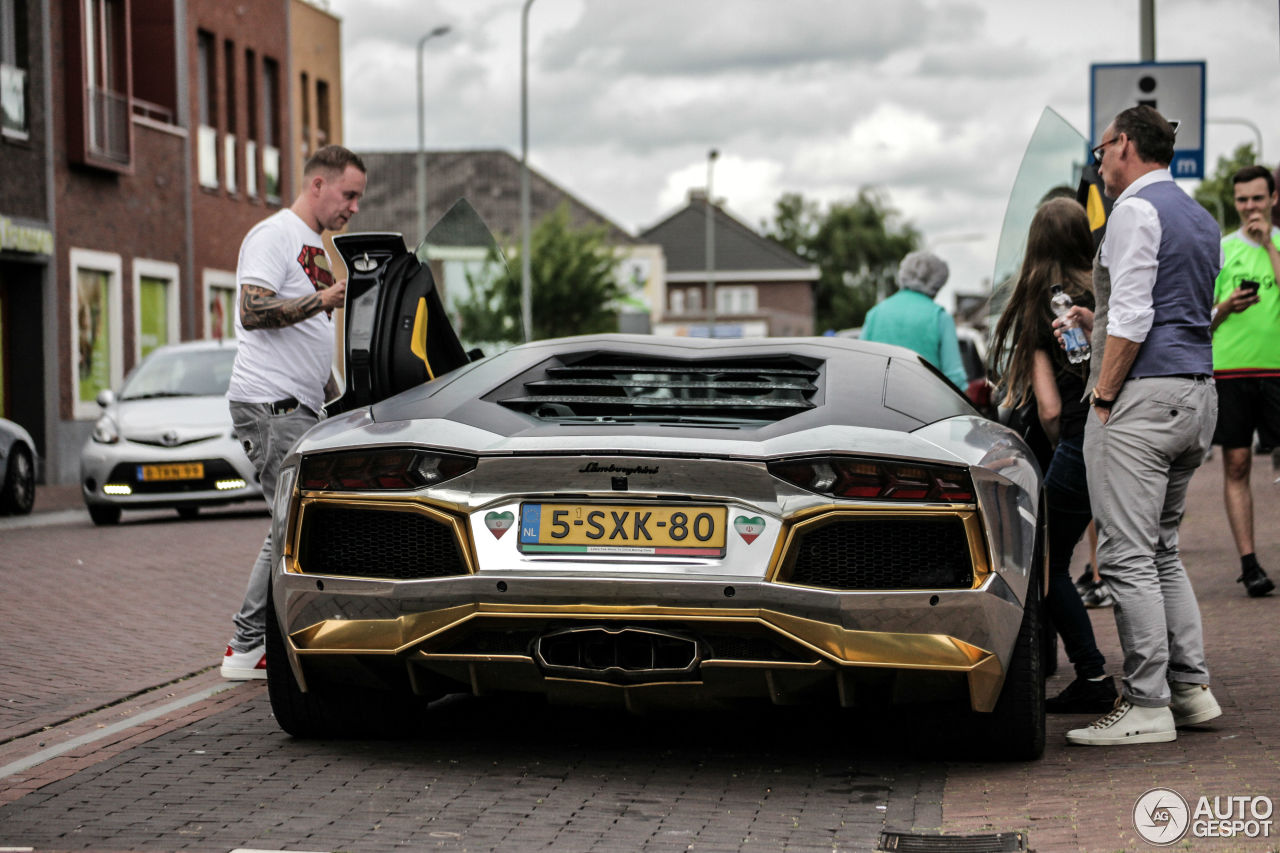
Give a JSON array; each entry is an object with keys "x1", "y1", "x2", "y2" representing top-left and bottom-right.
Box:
[{"x1": 289, "y1": 0, "x2": 344, "y2": 190}]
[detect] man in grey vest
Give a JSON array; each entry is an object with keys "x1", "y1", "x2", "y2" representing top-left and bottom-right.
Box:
[{"x1": 1058, "y1": 106, "x2": 1224, "y2": 746}]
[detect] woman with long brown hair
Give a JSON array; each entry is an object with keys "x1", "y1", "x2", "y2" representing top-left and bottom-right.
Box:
[{"x1": 989, "y1": 197, "x2": 1114, "y2": 713}]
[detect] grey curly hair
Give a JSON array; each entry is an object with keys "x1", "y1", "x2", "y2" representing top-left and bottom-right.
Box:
[{"x1": 896, "y1": 251, "x2": 950, "y2": 298}]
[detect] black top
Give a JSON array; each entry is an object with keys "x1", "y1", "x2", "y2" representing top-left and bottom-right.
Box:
[{"x1": 1038, "y1": 289, "x2": 1094, "y2": 440}]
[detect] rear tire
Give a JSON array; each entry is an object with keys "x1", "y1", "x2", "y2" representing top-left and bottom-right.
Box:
[
  {"x1": 975, "y1": 578, "x2": 1046, "y2": 760},
  {"x1": 265, "y1": 586, "x2": 427, "y2": 738},
  {"x1": 88, "y1": 504, "x2": 121, "y2": 526},
  {"x1": 0, "y1": 445, "x2": 35, "y2": 515}
]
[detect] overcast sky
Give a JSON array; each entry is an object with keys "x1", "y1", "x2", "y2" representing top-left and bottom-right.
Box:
[{"x1": 324, "y1": 0, "x2": 1280, "y2": 310}]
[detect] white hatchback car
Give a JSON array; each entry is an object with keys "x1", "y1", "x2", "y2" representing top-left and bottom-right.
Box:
[{"x1": 79, "y1": 339, "x2": 263, "y2": 525}]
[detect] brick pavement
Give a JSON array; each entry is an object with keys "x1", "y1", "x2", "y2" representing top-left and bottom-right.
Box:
[
  {"x1": 944, "y1": 450, "x2": 1280, "y2": 851},
  {"x1": 0, "y1": 497, "x2": 269, "y2": 741},
  {"x1": 0, "y1": 457, "x2": 1277, "y2": 851}
]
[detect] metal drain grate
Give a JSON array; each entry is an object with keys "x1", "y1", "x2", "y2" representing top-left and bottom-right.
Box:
[{"x1": 876, "y1": 830, "x2": 1028, "y2": 852}]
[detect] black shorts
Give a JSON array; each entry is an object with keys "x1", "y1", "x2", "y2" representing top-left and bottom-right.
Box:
[{"x1": 1213, "y1": 375, "x2": 1280, "y2": 448}]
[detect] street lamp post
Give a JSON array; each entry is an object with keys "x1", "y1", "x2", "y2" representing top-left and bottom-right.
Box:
[
  {"x1": 519, "y1": 0, "x2": 537, "y2": 343},
  {"x1": 1208, "y1": 117, "x2": 1264, "y2": 164},
  {"x1": 416, "y1": 25, "x2": 451, "y2": 248},
  {"x1": 704, "y1": 148, "x2": 719, "y2": 337}
]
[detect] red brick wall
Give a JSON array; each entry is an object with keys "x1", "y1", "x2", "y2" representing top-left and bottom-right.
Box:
[
  {"x1": 49, "y1": 0, "x2": 189, "y2": 420},
  {"x1": 188, "y1": 0, "x2": 291, "y2": 335}
]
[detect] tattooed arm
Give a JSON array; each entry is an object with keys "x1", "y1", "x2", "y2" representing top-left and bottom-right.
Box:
[{"x1": 239, "y1": 279, "x2": 347, "y2": 330}]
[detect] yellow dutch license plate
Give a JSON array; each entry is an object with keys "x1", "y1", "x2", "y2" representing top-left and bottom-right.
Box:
[
  {"x1": 138, "y1": 462, "x2": 204, "y2": 482},
  {"x1": 518, "y1": 503, "x2": 727, "y2": 557}
]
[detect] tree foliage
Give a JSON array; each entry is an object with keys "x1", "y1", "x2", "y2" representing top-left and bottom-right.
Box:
[
  {"x1": 763, "y1": 189, "x2": 920, "y2": 333},
  {"x1": 1194, "y1": 143, "x2": 1257, "y2": 233},
  {"x1": 453, "y1": 204, "x2": 621, "y2": 345}
]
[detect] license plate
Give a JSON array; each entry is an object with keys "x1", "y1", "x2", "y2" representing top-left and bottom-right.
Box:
[
  {"x1": 518, "y1": 503, "x2": 727, "y2": 557},
  {"x1": 138, "y1": 462, "x2": 204, "y2": 482}
]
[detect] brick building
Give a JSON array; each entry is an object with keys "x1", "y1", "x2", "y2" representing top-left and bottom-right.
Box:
[{"x1": 0, "y1": 0, "x2": 343, "y2": 484}]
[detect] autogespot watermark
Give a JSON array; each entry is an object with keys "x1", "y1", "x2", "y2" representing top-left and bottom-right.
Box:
[{"x1": 1133, "y1": 787, "x2": 1274, "y2": 845}]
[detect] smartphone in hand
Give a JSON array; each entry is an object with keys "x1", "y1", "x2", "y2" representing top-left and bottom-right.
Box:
[{"x1": 1241, "y1": 279, "x2": 1260, "y2": 295}]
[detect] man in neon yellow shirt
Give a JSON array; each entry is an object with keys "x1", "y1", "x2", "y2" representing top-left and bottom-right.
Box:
[{"x1": 1210, "y1": 164, "x2": 1279, "y2": 598}]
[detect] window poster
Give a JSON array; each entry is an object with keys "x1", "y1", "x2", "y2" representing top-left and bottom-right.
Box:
[
  {"x1": 77, "y1": 268, "x2": 111, "y2": 403},
  {"x1": 139, "y1": 276, "x2": 169, "y2": 357},
  {"x1": 209, "y1": 287, "x2": 235, "y2": 340}
]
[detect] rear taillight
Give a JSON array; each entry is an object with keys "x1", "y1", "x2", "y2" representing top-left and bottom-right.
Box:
[
  {"x1": 768, "y1": 457, "x2": 974, "y2": 502},
  {"x1": 300, "y1": 449, "x2": 475, "y2": 491}
]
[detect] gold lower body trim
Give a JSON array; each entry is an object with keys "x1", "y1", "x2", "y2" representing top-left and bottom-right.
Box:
[{"x1": 288, "y1": 602, "x2": 1005, "y2": 711}]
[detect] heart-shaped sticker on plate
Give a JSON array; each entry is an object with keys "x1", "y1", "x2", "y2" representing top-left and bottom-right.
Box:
[
  {"x1": 484, "y1": 510, "x2": 515, "y2": 539},
  {"x1": 734, "y1": 515, "x2": 766, "y2": 544}
]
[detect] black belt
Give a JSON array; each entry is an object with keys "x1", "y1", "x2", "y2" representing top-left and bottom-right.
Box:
[
  {"x1": 268, "y1": 396, "x2": 317, "y2": 416},
  {"x1": 1130, "y1": 374, "x2": 1211, "y2": 382}
]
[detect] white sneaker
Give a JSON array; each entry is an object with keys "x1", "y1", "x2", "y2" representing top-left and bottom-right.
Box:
[
  {"x1": 1066, "y1": 700, "x2": 1176, "y2": 746},
  {"x1": 1170, "y1": 682, "x2": 1222, "y2": 727},
  {"x1": 220, "y1": 644, "x2": 266, "y2": 680}
]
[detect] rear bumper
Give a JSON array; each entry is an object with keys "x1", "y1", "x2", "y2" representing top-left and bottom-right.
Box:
[{"x1": 272, "y1": 570, "x2": 1024, "y2": 712}]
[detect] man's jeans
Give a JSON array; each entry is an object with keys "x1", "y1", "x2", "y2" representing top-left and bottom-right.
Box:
[{"x1": 228, "y1": 401, "x2": 317, "y2": 653}]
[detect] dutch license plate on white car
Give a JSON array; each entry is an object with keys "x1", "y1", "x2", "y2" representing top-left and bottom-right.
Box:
[
  {"x1": 138, "y1": 462, "x2": 204, "y2": 481},
  {"x1": 518, "y1": 503, "x2": 727, "y2": 557}
]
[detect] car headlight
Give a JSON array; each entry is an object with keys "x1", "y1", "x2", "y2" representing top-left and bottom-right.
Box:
[
  {"x1": 768, "y1": 456, "x2": 974, "y2": 502},
  {"x1": 299, "y1": 448, "x2": 476, "y2": 491},
  {"x1": 92, "y1": 416, "x2": 120, "y2": 444}
]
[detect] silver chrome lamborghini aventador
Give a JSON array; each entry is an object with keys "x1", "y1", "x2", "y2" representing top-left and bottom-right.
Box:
[{"x1": 265, "y1": 202, "x2": 1046, "y2": 759}]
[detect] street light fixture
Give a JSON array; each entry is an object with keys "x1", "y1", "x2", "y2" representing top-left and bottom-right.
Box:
[
  {"x1": 416, "y1": 25, "x2": 452, "y2": 247},
  {"x1": 519, "y1": 0, "x2": 537, "y2": 343},
  {"x1": 704, "y1": 148, "x2": 719, "y2": 337}
]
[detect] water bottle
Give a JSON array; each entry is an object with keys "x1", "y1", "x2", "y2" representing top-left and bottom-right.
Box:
[{"x1": 1049, "y1": 284, "x2": 1091, "y2": 364}]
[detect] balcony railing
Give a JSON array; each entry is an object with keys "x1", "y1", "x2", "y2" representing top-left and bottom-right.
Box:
[
  {"x1": 88, "y1": 85, "x2": 129, "y2": 163},
  {"x1": 262, "y1": 144, "x2": 280, "y2": 202},
  {"x1": 1, "y1": 63, "x2": 26, "y2": 137},
  {"x1": 224, "y1": 134, "x2": 237, "y2": 193},
  {"x1": 197, "y1": 125, "x2": 218, "y2": 188},
  {"x1": 132, "y1": 97, "x2": 175, "y2": 125},
  {"x1": 246, "y1": 140, "x2": 258, "y2": 197}
]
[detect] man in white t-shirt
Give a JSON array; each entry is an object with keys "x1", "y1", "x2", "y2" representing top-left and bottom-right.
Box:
[{"x1": 221, "y1": 145, "x2": 366, "y2": 679}]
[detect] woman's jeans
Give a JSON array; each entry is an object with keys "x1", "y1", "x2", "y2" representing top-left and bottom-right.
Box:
[{"x1": 1043, "y1": 432, "x2": 1106, "y2": 680}]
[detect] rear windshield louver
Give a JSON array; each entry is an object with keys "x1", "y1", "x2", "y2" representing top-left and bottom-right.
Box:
[{"x1": 498, "y1": 355, "x2": 821, "y2": 423}]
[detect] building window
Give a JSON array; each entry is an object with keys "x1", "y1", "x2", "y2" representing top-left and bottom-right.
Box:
[
  {"x1": 262, "y1": 57, "x2": 281, "y2": 201},
  {"x1": 687, "y1": 288, "x2": 702, "y2": 313},
  {"x1": 70, "y1": 248, "x2": 123, "y2": 418},
  {"x1": 223, "y1": 39, "x2": 236, "y2": 193},
  {"x1": 203, "y1": 269, "x2": 236, "y2": 340},
  {"x1": 716, "y1": 285, "x2": 757, "y2": 316},
  {"x1": 299, "y1": 71, "x2": 310, "y2": 158},
  {"x1": 133, "y1": 260, "x2": 179, "y2": 360},
  {"x1": 128, "y1": 0, "x2": 177, "y2": 125},
  {"x1": 244, "y1": 48, "x2": 257, "y2": 197},
  {"x1": 669, "y1": 290, "x2": 685, "y2": 316},
  {"x1": 315, "y1": 78, "x2": 330, "y2": 148},
  {"x1": 84, "y1": 0, "x2": 129, "y2": 163},
  {"x1": 1, "y1": 0, "x2": 29, "y2": 139},
  {"x1": 196, "y1": 30, "x2": 217, "y2": 188}
]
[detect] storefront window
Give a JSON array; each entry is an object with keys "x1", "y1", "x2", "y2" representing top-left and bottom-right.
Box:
[{"x1": 71, "y1": 248, "x2": 121, "y2": 417}]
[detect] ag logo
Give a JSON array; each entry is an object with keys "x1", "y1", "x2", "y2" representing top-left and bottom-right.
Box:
[{"x1": 1134, "y1": 787, "x2": 1190, "y2": 845}]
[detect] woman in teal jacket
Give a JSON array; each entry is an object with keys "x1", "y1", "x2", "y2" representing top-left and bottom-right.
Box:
[{"x1": 862, "y1": 251, "x2": 968, "y2": 388}]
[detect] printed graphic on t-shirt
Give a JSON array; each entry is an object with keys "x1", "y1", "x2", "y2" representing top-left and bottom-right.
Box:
[{"x1": 296, "y1": 245, "x2": 335, "y2": 316}]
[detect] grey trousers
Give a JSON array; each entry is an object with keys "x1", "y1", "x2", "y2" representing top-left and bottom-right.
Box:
[
  {"x1": 1084, "y1": 375, "x2": 1217, "y2": 707},
  {"x1": 228, "y1": 400, "x2": 318, "y2": 653}
]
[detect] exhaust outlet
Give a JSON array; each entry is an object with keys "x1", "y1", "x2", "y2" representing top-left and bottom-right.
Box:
[{"x1": 534, "y1": 625, "x2": 701, "y2": 684}]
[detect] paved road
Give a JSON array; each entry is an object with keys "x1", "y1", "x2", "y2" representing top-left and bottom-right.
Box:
[{"x1": 0, "y1": 456, "x2": 1277, "y2": 851}]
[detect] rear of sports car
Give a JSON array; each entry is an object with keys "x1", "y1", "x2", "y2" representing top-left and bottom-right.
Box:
[{"x1": 265, "y1": 336, "x2": 1044, "y2": 758}]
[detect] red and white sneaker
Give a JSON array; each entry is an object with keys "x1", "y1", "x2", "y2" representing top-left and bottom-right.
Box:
[{"x1": 220, "y1": 644, "x2": 266, "y2": 680}]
